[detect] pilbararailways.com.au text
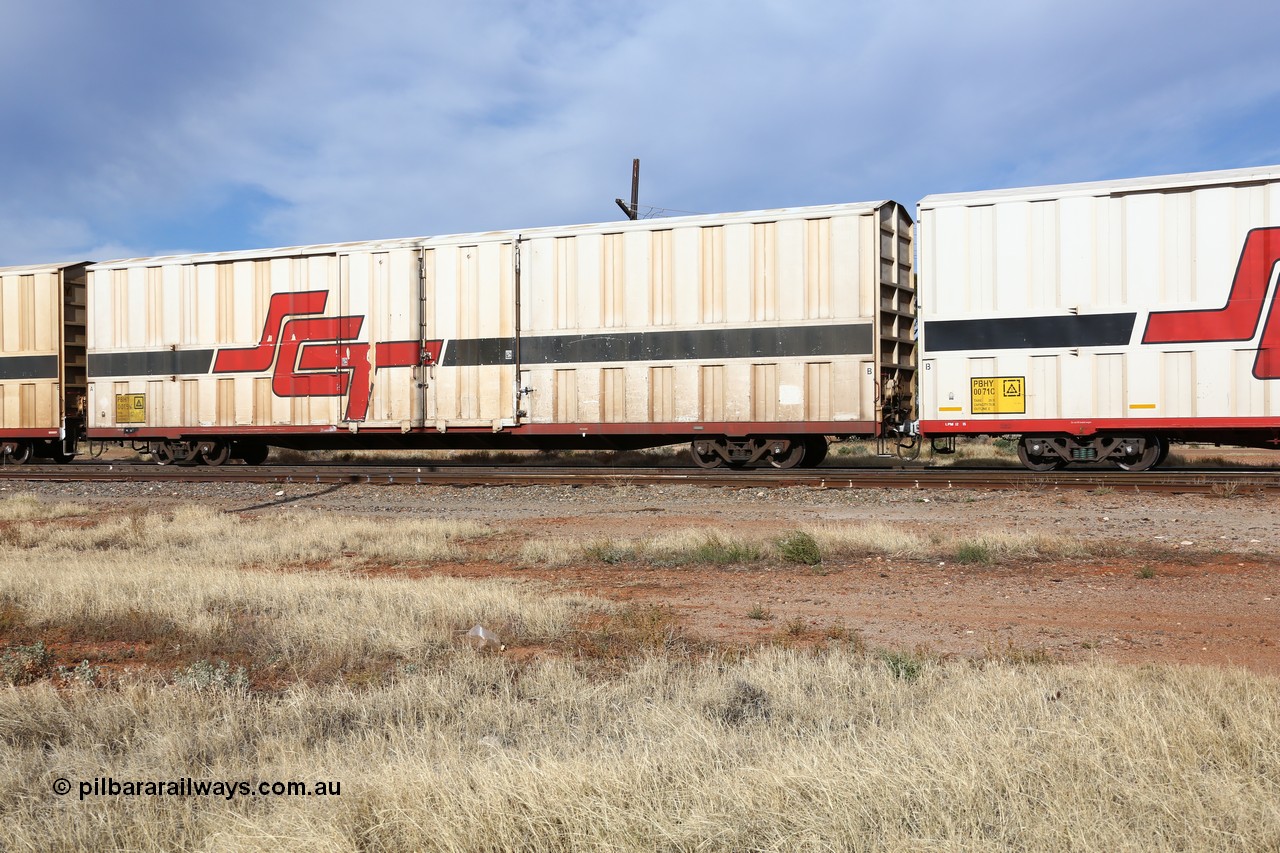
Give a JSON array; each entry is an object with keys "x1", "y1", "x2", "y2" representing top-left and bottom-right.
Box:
[{"x1": 54, "y1": 777, "x2": 341, "y2": 801}]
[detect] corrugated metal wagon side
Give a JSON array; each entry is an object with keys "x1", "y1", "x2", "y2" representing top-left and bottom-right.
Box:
[
  {"x1": 83, "y1": 201, "x2": 914, "y2": 468},
  {"x1": 918, "y1": 164, "x2": 1280, "y2": 470},
  {"x1": 85, "y1": 239, "x2": 428, "y2": 465},
  {"x1": 0, "y1": 262, "x2": 86, "y2": 464},
  {"x1": 490, "y1": 200, "x2": 915, "y2": 468}
]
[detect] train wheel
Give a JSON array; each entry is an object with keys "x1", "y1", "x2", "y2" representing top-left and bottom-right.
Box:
[
  {"x1": 768, "y1": 437, "x2": 806, "y2": 469},
  {"x1": 49, "y1": 449, "x2": 75, "y2": 464},
  {"x1": 3, "y1": 442, "x2": 32, "y2": 465},
  {"x1": 200, "y1": 441, "x2": 231, "y2": 467},
  {"x1": 801, "y1": 437, "x2": 828, "y2": 467},
  {"x1": 234, "y1": 441, "x2": 270, "y2": 466},
  {"x1": 689, "y1": 441, "x2": 724, "y2": 469},
  {"x1": 150, "y1": 442, "x2": 176, "y2": 466},
  {"x1": 1016, "y1": 440, "x2": 1065, "y2": 472},
  {"x1": 1115, "y1": 436, "x2": 1163, "y2": 472}
]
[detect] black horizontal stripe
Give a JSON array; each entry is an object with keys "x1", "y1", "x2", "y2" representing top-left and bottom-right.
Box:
[
  {"x1": 85, "y1": 323, "x2": 874, "y2": 378},
  {"x1": 924, "y1": 313, "x2": 1136, "y2": 352},
  {"x1": 442, "y1": 323, "x2": 873, "y2": 367},
  {"x1": 0, "y1": 354, "x2": 58, "y2": 380},
  {"x1": 89, "y1": 349, "x2": 216, "y2": 378}
]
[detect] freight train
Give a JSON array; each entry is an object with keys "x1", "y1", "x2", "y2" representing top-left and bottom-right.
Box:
[{"x1": 1, "y1": 164, "x2": 1278, "y2": 471}]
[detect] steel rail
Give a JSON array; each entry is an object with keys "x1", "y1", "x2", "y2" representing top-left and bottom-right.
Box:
[{"x1": 0, "y1": 462, "x2": 1277, "y2": 493}]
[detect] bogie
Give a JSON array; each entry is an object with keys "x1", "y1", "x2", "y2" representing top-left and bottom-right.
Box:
[
  {"x1": 1, "y1": 441, "x2": 33, "y2": 465},
  {"x1": 1016, "y1": 438, "x2": 1067, "y2": 472},
  {"x1": 1114, "y1": 436, "x2": 1165, "y2": 472},
  {"x1": 199, "y1": 441, "x2": 232, "y2": 467},
  {"x1": 690, "y1": 436, "x2": 828, "y2": 470},
  {"x1": 767, "y1": 437, "x2": 806, "y2": 470},
  {"x1": 1014, "y1": 434, "x2": 1168, "y2": 472}
]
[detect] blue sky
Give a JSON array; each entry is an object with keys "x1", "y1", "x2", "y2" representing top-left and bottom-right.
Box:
[{"x1": 2, "y1": 0, "x2": 1279, "y2": 265}]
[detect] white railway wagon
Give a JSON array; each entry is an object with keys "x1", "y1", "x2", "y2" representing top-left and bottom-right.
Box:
[
  {"x1": 0, "y1": 262, "x2": 86, "y2": 463},
  {"x1": 86, "y1": 201, "x2": 915, "y2": 467},
  {"x1": 917, "y1": 165, "x2": 1280, "y2": 470}
]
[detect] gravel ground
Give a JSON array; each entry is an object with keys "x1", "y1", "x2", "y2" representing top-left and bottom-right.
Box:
[
  {"x1": 4, "y1": 478, "x2": 1278, "y2": 672},
  {"x1": 5, "y1": 479, "x2": 1278, "y2": 554}
]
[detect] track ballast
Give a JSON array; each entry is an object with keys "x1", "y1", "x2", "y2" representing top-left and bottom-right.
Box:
[{"x1": 1, "y1": 462, "x2": 1277, "y2": 495}]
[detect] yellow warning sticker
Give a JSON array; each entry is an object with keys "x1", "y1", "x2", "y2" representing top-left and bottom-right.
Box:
[
  {"x1": 115, "y1": 393, "x2": 146, "y2": 424},
  {"x1": 971, "y1": 376, "x2": 1025, "y2": 415}
]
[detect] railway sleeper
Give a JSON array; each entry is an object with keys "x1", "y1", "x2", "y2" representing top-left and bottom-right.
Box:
[{"x1": 1017, "y1": 434, "x2": 1167, "y2": 472}]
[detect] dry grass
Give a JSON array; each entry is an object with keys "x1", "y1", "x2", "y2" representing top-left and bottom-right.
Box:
[
  {"x1": 520, "y1": 527, "x2": 762, "y2": 567},
  {"x1": 3, "y1": 652, "x2": 1278, "y2": 851},
  {"x1": 809, "y1": 522, "x2": 1094, "y2": 564},
  {"x1": 517, "y1": 522, "x2": 1107, "y2": 569},
  {"x1": 0, "y1": 494, "x2": 89, "y2": 521},
  {"x1": 0, "y1": 506, "x2": 596, "y2": 684},
  {"x1": 3, "y1": 504, "x2": 487, "y2": 563},
  {"x1": 3, "y1": 504, "x2": 1278, "y2": 850},
  {"x1": 515, "y1": 535, "x2": 582, "y2": 567},
  {"x1": 808, "y1": 521, "x2": 932, "y2": 559}
]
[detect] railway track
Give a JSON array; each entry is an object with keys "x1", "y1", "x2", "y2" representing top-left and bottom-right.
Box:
[{"x1": 0, "y1": 461, "x2": 1277, "y2": 494}]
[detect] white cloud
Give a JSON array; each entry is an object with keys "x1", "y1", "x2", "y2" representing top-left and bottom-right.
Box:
[{"x1": 1, "y1": 0, "x2": 1279, "y2": 264}]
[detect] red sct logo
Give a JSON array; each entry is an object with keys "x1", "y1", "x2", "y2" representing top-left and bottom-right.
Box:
[
  {"x1": 211, "y1": 291, "x2": 440, "y2": 421},
  {"x1": 1143, "y1": 227, "x2": 1280, "y2": 378}
]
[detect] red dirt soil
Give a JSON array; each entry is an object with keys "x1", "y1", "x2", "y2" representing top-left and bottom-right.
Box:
[
  {"x1": 431, "y1": 552, "x2": 1280, "y2": 673},
  {"x1": 7, "y1": 473, "x2": 1280, "y2": 676}
]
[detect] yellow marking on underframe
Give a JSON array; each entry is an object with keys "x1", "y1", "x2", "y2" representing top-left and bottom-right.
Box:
[
  {"x1": 1128, "y1": 403, "x2": 1157, "y2": 409},
  {"x1": 938, "y1": 406, "x2": 963, "y2": 412}
]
